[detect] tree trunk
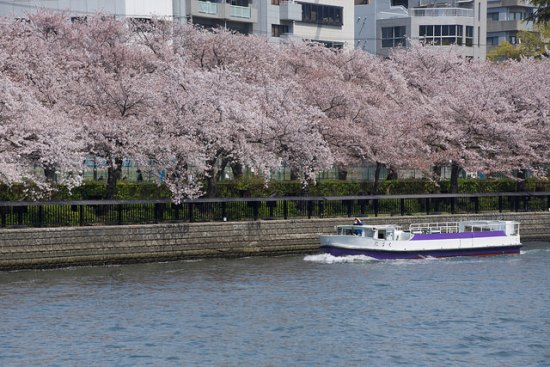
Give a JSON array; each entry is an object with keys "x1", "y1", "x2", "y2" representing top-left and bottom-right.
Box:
[
  {"x1": 215, "y1": 158, "x2": 230, "y2": 182},
  {"x1": 290, "y1": 168, "x2": 299, "y2": 181},
  {"x1": 44, "y1": 165, "x2": 57, "y2": 184},
  {"x1": 231, "y1": 162, "x2": 244, "y2": 179},
  {"x1": 337, "y1": 165, "x2": 348, "y2": 180},
  {"x1": 450, "y1": 161, "x2": 460, "y2": 194},
  {"x1": 106, "y1": 158, "x2": 122, "y2": 199},
  {"x1": 205, "y1": 175, "x2": 216, "y2": 198},
  {"x1": 372, "y1": 162, "x2": 383, "y2": 195},
  {"x1": 516, "y1": 169, "x2": 526, "y2": 192},
  {"x1": 386, "y1": 166, "x2": 398, "y2": 180}
]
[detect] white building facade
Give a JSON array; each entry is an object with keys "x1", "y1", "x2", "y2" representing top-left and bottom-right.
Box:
[
  {"x1": 486, "y1": 0, "x2": 536, "y2": 51},
  {"x1": 0, "y1": 0, "x2": 355, "y2": 49},
  {"x1": 356, "y1": 0, "x2": 487, "y2": 59},
  {"x1": 0, "y1": 1, "x2": 175, "y2": 19}
]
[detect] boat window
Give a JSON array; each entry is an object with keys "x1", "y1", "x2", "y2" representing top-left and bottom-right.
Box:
[
  {"x1": 365, "y1": 228, "x2": 375, "y2": 238},
  {"x1": 377, "y1": 230, "x2": 386, "y2": 240},
  {"x1": 341, "y1": 228, "x2": 362, "y2": 236}
]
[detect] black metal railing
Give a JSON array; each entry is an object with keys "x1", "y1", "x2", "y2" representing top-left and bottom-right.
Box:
[{"x1": 1, "y1": 192, "x2": 549, "y2": 228}]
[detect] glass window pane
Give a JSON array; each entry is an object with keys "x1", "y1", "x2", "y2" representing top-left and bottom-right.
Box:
[
  {"x1": 396, "y1": 26, "x2": 405, "y2": 37},
  {"x1": 382, "y1": 27, "x2": 393, "y2": 39},
  {"x1": 419, "y1": 25, "x2": 426, "y2": 36}
]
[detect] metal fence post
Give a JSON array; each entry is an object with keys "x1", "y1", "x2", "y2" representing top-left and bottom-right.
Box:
[
  {"x1": 474, "y1": 197, "x2": 479, "y2": 214},
  {"x1": 283, "y1": 200, "x2": 288, "y2": 220},
  {"x1": 222, "y1": 202, "x2": 227, "y2": 221},
  {"x1": 0, "y1": 207, "x2": 6, "y2": 227},
  {"x1": 359, "y1": 199, "x2": 366, "y2": 216},
  {"x1": 174, "y1": 203, "x2": 180, "y2": 221},
  {"x1": 451, "y1": 197, "x2": 456, "y2": 214},
  {"x1": 38, "y1": 205, "x2": 44, "y2": 227},
  {"x1": 79, "y1": 205, "x2": 85, "y2": 226},
  {"x1": 252, "y1": 201, "x2": 259, "y2": 221},
  {"x1": 17, "y1": 206, "x2": 24, "y2": 226},
  {"x1": 319, "y1": 200, "x2": 325, "y2": 218},
  {"x1": 345, "y1": 200, "x2": 353, "y2": 217},
  {"x1": 117, "y1": 204, "x2": 123, "y2": 225},
  {"x1": 188, "y1": 203, "x2": 194, "y2": 222},
  {"x1": 425, "y1": 198, "x2": 430, "y2": 215},
  {"x1": 307, "y1": 200, "x2": 313, "y2": 219},
  {"x1": 400, "y1": 198, "x2": 405, "y2": 216},
  {"x1": 498, "y1": 195, "x2": 503, "y2": 213}
]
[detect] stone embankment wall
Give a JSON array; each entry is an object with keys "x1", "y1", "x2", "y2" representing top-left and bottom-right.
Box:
[{"x1": 1, "y1": 212, "x2": 549, "y2": 270}]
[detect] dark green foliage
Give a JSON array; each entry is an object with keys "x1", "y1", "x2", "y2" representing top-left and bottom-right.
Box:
[
  {"x1": 1, "y1": 178, "x2": 549, "y2": 202},
  {"x1": 529, "y1": 0, "x2": 550, "y2": 24}
]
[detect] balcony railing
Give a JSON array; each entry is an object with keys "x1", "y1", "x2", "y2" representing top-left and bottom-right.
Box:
[
  {"x1": 230, "y1": 5, "x2": 251, "y2": 18},
  {"x1": 412, "y1": 8, "x2": 474, "y2": 17},
  {"x1": 198, "y1": 1, "x2": 218, "y2": 15}
]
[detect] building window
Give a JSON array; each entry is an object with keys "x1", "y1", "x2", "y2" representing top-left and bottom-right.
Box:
[
  {"x1": 317, "y1": 40, "x2": 344, "y2": 49},
  {"x1": 419, "y1": 25, "x2": 463, "y2": 46},
  {"x1": 487, "y1": 36, "x2": 499, "y2": 45},
  {"x1": 391, "y1": 0, "x2": 408, "y2": 7},
  {"x1": 381, "y1": 26, "x2": 406, "y2": 47},
  {"x1": 272, "y1": 24, "x2": 289, "y2": 37},
  {"x1": 509, "y1": 35, "x2": 518, "y2": 44},
  {"x1": 465, "y1": 26, "x2": 473, "y2": 46},
  {"x1": 508, "y1": 11, "x2": 525, "y2": 21},
  {"x1": 299, "y1": 2, "x2": 343, "y2": 27},
  {"x1": 487, "y1": 12, "x2": 499, "y2": 21}
]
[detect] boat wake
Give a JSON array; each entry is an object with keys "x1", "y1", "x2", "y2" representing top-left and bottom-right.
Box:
[{"x1": 304, "y1": 253, "x2": 377, "y2": 264}]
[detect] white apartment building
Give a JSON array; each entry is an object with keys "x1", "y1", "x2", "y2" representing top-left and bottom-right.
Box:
[
  {"x1": 256, "y1": 0, "x2": 354, "y2": 49},
  {"x1": 356, "y1": 0, "x2": 487, "y2": 59},
  {"x1": 0, "y1": 1, "x2": 176, "y2": 20},
  {"x1": 0, "y1": 0, "x2": 355, "y2": 49},
  {"x1": 487, "y1": 0, "x2": 536, "y2": 51}
]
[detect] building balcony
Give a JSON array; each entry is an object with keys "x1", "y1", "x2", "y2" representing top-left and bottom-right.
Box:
[
  {"x1": 191, "y1": 1, "x2": 257, "y2": 23},
  {"x1": 411, "y1": 7, "x2": 474, "y2": 18},
  {"x1": 487, "y1": 19, "x2": 533, "y2": 33},
  {"x1": 279, "y1": 1, "x2": 302, "y2": 21},
  {"x1": 488, "y1": 0, "x2": 534, "y2": 8}
]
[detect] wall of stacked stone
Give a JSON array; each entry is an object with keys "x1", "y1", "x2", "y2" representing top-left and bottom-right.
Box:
[{"x1": 1, "y1": 212, "x2": 549, "y2": 270}]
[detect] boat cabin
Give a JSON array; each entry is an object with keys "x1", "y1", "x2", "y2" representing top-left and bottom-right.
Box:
[{"x1": 336, "y1": 224, "x2": 406, "y2": 240}]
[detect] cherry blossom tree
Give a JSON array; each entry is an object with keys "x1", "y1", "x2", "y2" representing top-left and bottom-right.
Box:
[
  {"x1": 1, "y1": 10, "x2": 548, "y2": 203},
  {"x1": 0, "y1": 75, "x2": 83, "y2": 192},
  {"x1": 57, "y1": 15, "x2": 162, "y2": 198},
  {"x1": 0, "y1": 15, "x2": 84, "y2": 194}
]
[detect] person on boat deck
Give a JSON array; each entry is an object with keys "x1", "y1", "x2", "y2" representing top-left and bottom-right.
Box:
[{"x1": 353, "y1": 218, "x2": 363, "y2": 235}]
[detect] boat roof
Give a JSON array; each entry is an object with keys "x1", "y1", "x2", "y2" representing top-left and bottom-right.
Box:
[{"x1": 337, "y1": 224, "x2": 400, "y2": 230}]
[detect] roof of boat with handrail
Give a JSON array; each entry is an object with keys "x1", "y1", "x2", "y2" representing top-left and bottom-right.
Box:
[{"x1": 336, "y1": 224, "x2": 401, "y2": 229}]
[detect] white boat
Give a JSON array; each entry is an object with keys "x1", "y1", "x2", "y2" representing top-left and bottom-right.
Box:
[{"x1": 319, "y1": 220, "x2": 522, "y2": 259}]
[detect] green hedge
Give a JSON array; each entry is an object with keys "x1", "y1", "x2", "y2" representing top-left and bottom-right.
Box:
[{"x1": 0, "y1": 178, "x2": 549, "y2": 201}]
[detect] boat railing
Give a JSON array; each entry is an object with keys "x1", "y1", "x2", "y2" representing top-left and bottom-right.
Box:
[
  {"x1": 461, "y1": 221, "x2": 519, "y2": 234},
  {"x1": 409, "y1": 222, "x2": 459, "y2": 234}
]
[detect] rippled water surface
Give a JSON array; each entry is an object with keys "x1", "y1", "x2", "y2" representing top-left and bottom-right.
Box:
[{"x1": 1, "y1": 243, "x2": 549, "y2": 367}]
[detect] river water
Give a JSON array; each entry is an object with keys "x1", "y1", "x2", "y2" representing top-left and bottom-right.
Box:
[{"x1": 1, "y1": 243, "x2": 549, "y2": 367}]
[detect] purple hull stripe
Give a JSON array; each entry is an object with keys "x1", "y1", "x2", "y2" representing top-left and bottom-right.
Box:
[
  {"x1": 320, "y1": 245, "x2": 522, "y2": 260},
  {"x1": 410, "y1": 231, "x2": 507, "y2": 241}
]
